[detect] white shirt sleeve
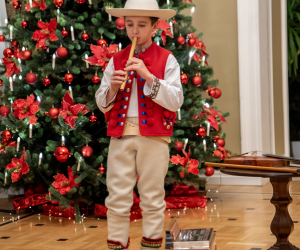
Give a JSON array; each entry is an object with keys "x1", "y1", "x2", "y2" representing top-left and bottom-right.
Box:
[
  {"x1": 95, "y1": 58, "x2": 117, "y2": 114},
  {"x1": 143, "y1": 54, "x2": 184, "y2": 112}
]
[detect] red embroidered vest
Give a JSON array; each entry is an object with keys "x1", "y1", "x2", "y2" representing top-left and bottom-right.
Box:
[{"x1": 105, "y1": 42, "x2": 177, "y2": 138}]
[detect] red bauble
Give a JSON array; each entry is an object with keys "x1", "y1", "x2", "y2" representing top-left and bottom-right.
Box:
[
  {"x1": 213, "y1": 135, "x2": 219, "y2": 142},
  {"x1": 61, "y1": 28, "x2": 68, "y2": 38},
  {"x1": 22, "y1": 50, "x2": 32, "y2": 60},
  {"x1": 3, "y1": 48, "x2": 13, "y2": 58},
  {"x1": 48, "y1": 107, "x2": 59, "y2": 119},
  {"x1": 12, "y1": 0, "x2": 22, "y2": 9},
  {"x1": 82, "y1": 32, "x2": 89, "y2": 41},
  {"x1": 56, "y1": 46, "x2": 68, "y2": 58},
  {"x1": 43, "y1": 77, "x2": 51, "y2": 86},
  {"x1": 216, "y1": 138, "x2": 225, "y2": 147},
  {"x1": 82, "y1": 145, "x2": 93, "y2": 157},
  {"x1": 53, "y1": 0, "x2": 64, "y2": 8},
  {"x1": 193, "y1": 74, "x2": 202, "y2": 86},
  {"x1": 92, "y1": 75, "x2": 100, "y2": 84},
  {"x1": 180, "y1": 73, "x2": 189, "y2": 84},
  {"x1": 188, "y1": 38, "x2": 196, "y2": 46},
  {"x1": 2, "y1": 130, "x2": 12, "y2": 141},
  {"x1": 174, "y1": 141, "x2": 184, "y2": 152},
  {"x1": 0, "y1": 35, "x2": 5, "y2": 42},
  {"x1": 173, "y1": 18, "x2": 176, "y2": 24},
  {"x1": 214, "y1": 88, "x2": 222, "y2": 98},
  {"x1": 89, "y1": 114, "x2": 97, "y2": 122},
  {"x1": 115, "y1": 17, "x2": 125, "y2": 30},
  {"x1": 99, "y1": 166, "x2": 105, "y2": 174},
  {"x1": 97, "y1": 38, "x2": 107, "y2": 47},
  {"x1": 177, "y1": 36, "x2": 185, "y2": 45},
  {"x1": 54, "y1": 146, "x2": 71, "y2": 162},
  {"x1": 77, "y1": 0, "x2": 85, "y2": 3},
  {"x1": 197, "y1": 41, "x2": 204, "y2": 48},
  {"x1": 208, "y1": 89, "x2": 216, "y2": 98},
  {"x1": 11, "y1": 41, "x2": 18, "y2": 48},
  {"x1": 196, "y1": 127, "x2": 206, "y2": 137},
  {"x1": 0, "y1": 105, "x2": 10, "y2": 117},
  {"x1": 0, "y1": 79, "x2": 2, "y2": 86},
  {"x1": 64, "y1": 72, "x2": 74, "y2": 84},
  {"x1": 21, "y1": 20, "x2": 28, "y2": 28},
  {"x1": 26, "y1": 72, "x2": 37, "y2": 85},
  {"x1": 205, "y1": 166, "x2": 215, "y2": 177}
]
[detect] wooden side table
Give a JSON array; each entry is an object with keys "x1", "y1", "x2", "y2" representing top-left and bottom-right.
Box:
[{"x1": 220, "y1": 168, "x2": 300, "y2": 250}]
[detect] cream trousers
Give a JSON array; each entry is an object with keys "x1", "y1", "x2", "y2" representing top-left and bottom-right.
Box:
[{"x1": 105, "y1": 135, "x2": 170, "y2": 249}]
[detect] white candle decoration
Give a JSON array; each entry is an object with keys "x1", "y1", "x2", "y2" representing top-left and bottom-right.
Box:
[
  {"x1": 9, "y1": 77, "x2": 13, "y2": 91},
  {"x1": 52, "y1": 54, "x2": 56, "y2": 69},
  {"x1": 17, "y1": 137, "x2": 20, "y2": 152},
  {"x1": 188, "y1": 51, "x2": 195, "y2": 65},
  {"x1": 191, "y1": 7, "x2": 195, "y2": 16},
  {"x1": 47, "y1": 47, "x2": 49, "y2": 53},
  {"x1": 70, "y1": 26, "x2": 75, "y2": 41},
  {"x1": 0, "y1": 59, "x2": 2, "y2": 64},
  {"x1": 4, "y1": 172, "x2": 7, "y2": 184},
  {"x1": 39, "y1": 153, "x2": 42, "y2": 166},
  {"x1": 214, "y1": 143, "x2": 217, "y2": 151},
  {"x1": 183, "y1": 138, "x2": 188, "y2": 151},
  {"x1": 37, "y1": 96, "x2": 41, "y2": 102},
  {"x1": 77, "y1": 160, "x2": 81, "y2": 171},
  {"x1": 205, "y1": 103, "x2": 210, "y2": 108},
  {"x1": 10, "y1": 100, "x2": 13, "y2": 113},
  {"x1": 157, "y1": 41, "x2": 160, "y2": 46},
  {"x1": 10, "y1": 26, "x2": 13, "y2": 40},
  {"x1": 109, "y1": 13, "x2": 112, "y2": 22},
  {"x1": 203, "y1": 139, "x2": 207, "y2": 152},
  {"x1": 169, "y1": 22, "x2": 173, "y2": 36},
  {"x1": 177, "y1": 108, "x2": 181, "y2": 120},
  {"x1": 62, "y1": 136, "x2": 65, "y2": 145},
  {"x1": 29, "y1": 124, "x2": 33, "y2": 138},
  {"x1": 207, "y1": 123, "x2": 210, "y2": 136},
  {"x1": 69, "y1": 86, "x2": 73, "y2": 99},
  {"x1": 88, "y1": 0, "x2": 92, "y2": 4},
  {"x1": 12, "y1": 74, "x2": 16, "y2": 81},
  {"x1": 167, "y1": 0, "x2": 170, "y2": 6},
  {"x1": 202, "y1": 56, "x2": 206, "y2": 66},
  {"x1": 29, "y1": 0, "x2": 33, "y2": 8},
  {"x1": 57, "y1": 9, "x2": 60, "y2": 23},
  {"x1": 19, "y1": 75, "x2": 22, "y2": 80},
  {"x1": 5, "y1": 19, "x2": 8, "y2": 26},
  {"x1": 22, "y1": 47, "x2": 25, "y2": 51},
  {"x1": 85, "y1": 54, "x2": 89, "y2": 68},
  {"x1": 119, "y1": 43, "x2": 122, "y2": 51},
  {"x1": 18, "y1": 58, "x2": 22, "y2": 72}
]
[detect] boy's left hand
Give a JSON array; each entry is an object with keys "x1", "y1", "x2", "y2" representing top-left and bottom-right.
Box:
[{"x1": 124, "y1": 58, "x2": 153, "y2": 85}]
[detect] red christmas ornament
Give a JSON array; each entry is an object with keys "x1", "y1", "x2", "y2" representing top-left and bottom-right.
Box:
[
  {"x1": 97, "y1": 38, "x2": 107, "y2": 47},
  {"x1": 188, "y1": 38, "x2": 196, "y2": 46},
  {"x1": 2, "y1": 130, "x2": 12, "y2": 141},
  {"x1": 213, "y1": 135, "x2": 219, "y2": 142},
  {"x1": 26, "y1": 72, "x2": 37, "y2": 85},
  {"x1": 3, "y1": 48, "x2": 14, "y2": 58},
  {"x1": 89, "y1": 113, "x2": 97, "y2": 122},
  {"x1": 0, "y1": 79, "x2": 2, "y2": 86},
  {"x1": 173, "y1": 18, "x2": 176, "y2": 24},
  {"x1": 12, "y1": 0, "x2": 22, "y2": 9},
  {"x1": 115, "y1": 17, "x2": 125, "y2": 30},
  {"x1": 192, "y1": 73, "x2": 202, "y2": 86},
  {"x1": 216, "y1": 138, "x2": 225, "y2": 147},
  {"x1": 174, "y1": 141, "x2": 184, "y2": 152},
  {"x1": 180, "y1": 73, "x2": 189, "y2": 84},
  {"x1": 77, "y1": 0, "x2": 85, "y2": 3},
  {"x1": 53, "y1": 0, "x2": 64, "y2": 8},
  {"x1": 61, "y1": 28, "x2": 68, "y2": 38},
  {"x1": 41, "y1": 45, "x2": 48, "y2": 50},
  {"x1": 64, "y1": 72, "x2": 74, "y2": 84},
  {"x1": 43, "y1": 77, "x2": 51, "y2": 86},
  {"x1": 11, "y1": 41, "x2": 18, "y2": 48},
  {"x1": 0, "y1": 35, "x2": 5, "y2": 42},
  {"x1": 54, "y1": 146, "x2": 71, "y2": 162},
  {"x1": 21, "y1": 20, "x2": 28, "y2": 28},
  {"x1": 99, "y1": 164, "x2": 105, "y2": 174},
  {"x1": 82, "y1": 145, "x2": 93, "y2": 157},
  {"x1": 82, "y1": 32, "x2": 89, "y2": 41},
  {"x1": 0, "y1": 105, "x2": 10, "y2": 117},
  {"x1": 92, "y1": 75, "x2": 100, "y2": 84},
  {"x1": 48, "y1": 107, "x2": 59, "y2": 119},
  {"x1": 205, "y1": 166, "x2": 215, "y2": 177},
  {"x1": 56, "y1": 46, "x2": 68, "y2": 58},
  {"x1": 196, "y1": 127, "x2": 206, "y2": 137},
  {"x1": 22, "y1": 50, "x2": 32, "y2": 60},
  {"x1": 208, "y1": 89, "x2": 216, "y2": 98},
  {"x1": 177, "y1": 36, "x2": 185, "y2": 45},
  {"x1": 214, "y1": 88, "x2": 222, "y2": 98}
]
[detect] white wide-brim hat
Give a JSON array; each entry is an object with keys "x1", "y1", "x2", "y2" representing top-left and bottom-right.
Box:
[{"x1": 106, "y1": 0, "x2": 176, "y2": 21}]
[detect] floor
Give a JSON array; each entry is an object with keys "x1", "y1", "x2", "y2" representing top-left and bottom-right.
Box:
[{"x1": 0, "y1": 182, "x2": 300, "y2": 250}]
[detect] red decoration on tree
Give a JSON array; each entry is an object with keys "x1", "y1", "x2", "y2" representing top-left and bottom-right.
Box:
[
  {"x1": 48, "y1": 107, "x2": 59, "y2": 119},
  {"x1": 188, "y1": 38, "x2": 196, "y2": 46},
  {"x1": 12, "y1": 0, "x2": 22, "y2": 9},
  {"x1": 52, "y1": 166, "x2": 80, "y2": 195},
  {"x1": 180, "y1": 73, "x2": 189, "y2": 84},
  {"x1": 3, "y1": 48, "x2": 14, "y2": 58},
  {"x1": 0, "y1": 140, "x2": 17, "y2": 153},
  {"x1": 0, "y1": 79, "x2": 2, "y2": 86},
  {"x1": 2, "y1": 57, "x2": 20, "y2": 77},
  {"x1": 61, "y1": 28, "x2": 68, "y2": 38},
  {"x1": 213, "y1": 135, "x2": 219, "y2": 142},
  {"x1": 174, "y1": 141, "x2": 184, "y2": 152},
  {"x1": 97, "y1": 37, "x2": 107, "y2": 47},
  {"x1": 26, "y1": 72, "x2": 37, "y2": 84},
  {"x1": 82, "y1": 31, "x2": 89, "y2": 41},
  {"x1": 64, "y1": 72, "x2": 74, "y2": 84},
  {"x1": 25, "y1": 0, "x2": 47, "y2": 11},
  {"x1": 77, "y1": 0, "x2": 85, "y2": 3},
  {"x1": 2, "y1": 130, "x2": 12, "y2": 141},
  {"x1": 31, "y1": 19, "x2": 58, "y2": 50},
  {"x1": 216, "y1": 138, "x2": 225, "y2": 147},
  {"x1": 84, "y1": 43, "x2": 118, "y2": 71},
  {"x1": 177, "y1": 36, "x2": 185, "y2": 45},
  {"x1": 11, "y1": 41, "x2": 18, "y2": 48},
  {"x1": 43, "y1": 77, "x2": 51, "y2": 86},
  {"x1": 115, "y1": 17, "x2": 125, "y2": 30},
  {"x1": 41, "y1": 45, "x2": 48, "y2": 50},
  {"x1": 22, "y1": 50, "x2": 32, "y2": 60},
  {"x1": 89, "y1": 113, "x2": 97, "y2": 122},
  {"x1": 183, "y1": 0, "x2": 193, "y2": 3},
  {"x1": 12, "y1": 94, "x2": 40, "y2": 124},
  {"x1": 214, "y1": 146, "x2": 230, "y2": 161},
  {"x1": 54, "y1": 146, "x2": 71, "y2": 162},
  {"x1": 209, "y1": 89, "x2": 216, "y2": 98},
  {"x1": 197, "y1": 40, "x2": 204, "y2": 49},
  {"x1": 196, "y1": 127, "x2": 206, "y2": 137},
  {"x1": 21, "y1": 20, "x2": 28, "y2": 28},
  {"x1": 53, "y1": 0, "x2": 64, "y2": 8},
  {"x1": 99, "y1": 164, "x2": 105, "y2": 174},
  {"x1": 56, "y1": 46, "x2": 68, "y2": 58},
  {"x1": 0, "y1": 105, "x2": 10, "y2": 117},
  {"x1": 192, "y1": 73, "x2": 202, "y2": 86},
  {"x1": 5, "y1": 148, "x2": 30, "y2": 182},
  {"x1": 92, "y1": 75, "x2": 100, "y2": 84},
  {"x1": 152, "y1": 20, "x2": 173, "y2": 45},
  {"x1": 0, "y1": 35, "x2": 5, "y2": 42},
  {"x1": 204, "y1": 166, "x2": 214, "y2": 177},
  {"x1": 214, "y1": 88, "x2": 222, "y2": 98},
  {"x1": 82, "y1": 145, "x2": 93, "y2": 157}
]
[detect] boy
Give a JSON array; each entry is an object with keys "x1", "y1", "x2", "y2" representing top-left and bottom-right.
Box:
[{"x1": 95, "y1": 0, "x2": 184, "y2": 249}]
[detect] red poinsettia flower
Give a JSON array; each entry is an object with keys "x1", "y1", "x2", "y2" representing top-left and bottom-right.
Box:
[
  {"x1": 31, "y1": 19, "x2": 58, "y2": 50},
  {"x1": 25, "y1": 0, "x2": 47, "y2": 11},
  {"x1": 213, "y1": 146, "x2": 230, "y2": 161},
  {"x1": 170, "y1": 148, "x2": 199, "y2": 178},
  {"x1": 12, "y1": 94, "x2": 40, "y2": 124},
  {"x1": 5, "y1": 148, "x2": 30, "y2": 182},
  {"x1": 52, "y1": 166, "x2": 80, "y2": 195},
  {"x1": 0, "y1": 140, "x2": 17, "y2": 153},
  {"x1": 84, "y1": 44, "x2": 118, "y2": 71},
  {"x1": 59, "y1": 92, "x2": 88, "y2": 128},
  {"x1": 152, "y1": 20, "x2": 173, "y2": 45},
  {"x1": 183, "y1": 0, "x2": 193, "y2": 3},
  {"x1": 2, "y1": 57, "x2": 20, "y2": 78}
]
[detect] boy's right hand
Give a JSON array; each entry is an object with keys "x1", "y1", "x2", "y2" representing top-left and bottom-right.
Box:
[{"x1": 110, "y1": 70, "x2": 126, "y2": 93}]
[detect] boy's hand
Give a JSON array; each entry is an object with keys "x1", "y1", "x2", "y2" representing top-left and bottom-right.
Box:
[
  {"x1": 124, "y1": 58, "x2": 153, "y2": 85},
  {"x1": 110, "y1": 70, "x2": 126, "y2": 93}
]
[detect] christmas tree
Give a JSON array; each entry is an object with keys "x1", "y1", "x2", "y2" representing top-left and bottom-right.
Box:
[{"x1": 0, "y1": 0, "x2": 229, "y2": 222}]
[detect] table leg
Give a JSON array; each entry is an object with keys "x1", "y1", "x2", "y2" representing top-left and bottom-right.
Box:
[{"x1": 268, "y1": 177, "x2": 299, "y2": 250}]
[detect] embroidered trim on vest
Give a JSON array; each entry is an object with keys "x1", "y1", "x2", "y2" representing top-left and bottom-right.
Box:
[
  {"x1": 147, "y1": 76, "x2": 161, "y2": 100},
  {"x1": 107, "y1": 238, "x2": 130, "y2": 249},
  {"x1": 141, "y1": 236, "x2": 163, "y2": 248}
]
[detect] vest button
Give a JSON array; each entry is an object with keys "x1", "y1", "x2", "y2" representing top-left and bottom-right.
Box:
[
  {"x1": 140, "y1": 78, "x2": 144, "y2": 81},
  {"x1": 142, "y1": 112, "x2": 146, "y2": 115},
  {"x1": 128, "y1": 79, "x2": 132, "y2": 84},
  {"x1": 127, "y1": 88, "x2": 130, "y2": 93},
  {"x1": 131, "y1": 71, "x2": 134, "y2": 75},
  {"x1": 128, "y1": 72, "x2": 131, "y2": 76},
  {"x1": 140, "y1": 87, "x2": 144, "y2": 90},
  {"x1": 167, "y1": 125, "x2": 170, "y2": 129},
  {"x1": 141, "y1": 95, "x2": 145, "y2": 99}
]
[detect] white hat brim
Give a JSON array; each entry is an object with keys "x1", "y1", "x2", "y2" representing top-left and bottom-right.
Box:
[{"x1": 106, "y1": 9, "x2": 176, "y2": 21}]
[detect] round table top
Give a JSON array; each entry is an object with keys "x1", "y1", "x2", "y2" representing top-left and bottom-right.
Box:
[{"x1": 220, "y1": 168, "x2": 300, "y2": 178}]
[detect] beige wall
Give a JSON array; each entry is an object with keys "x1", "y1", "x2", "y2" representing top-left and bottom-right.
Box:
[{"x1": 183, "y1": 0, "x2": 241, "y2": 154}]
